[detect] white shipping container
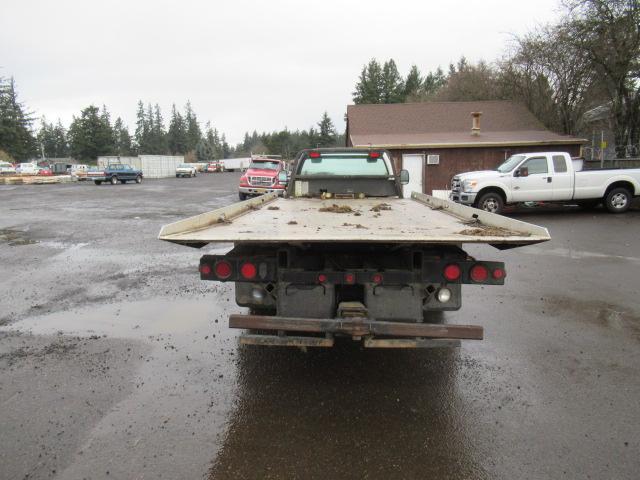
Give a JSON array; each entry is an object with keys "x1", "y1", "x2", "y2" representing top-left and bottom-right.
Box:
[
  {"x1": 97, "y1": 155, "x2": 184, "y2": 178},
  {"x1": 221, "y1": 157, "x2": 251, "y2": 172}
]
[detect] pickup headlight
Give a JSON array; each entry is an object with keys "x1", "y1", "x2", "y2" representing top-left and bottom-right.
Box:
[{"x1": 462, "y1": 179, "x2": 478, "y2": 192}]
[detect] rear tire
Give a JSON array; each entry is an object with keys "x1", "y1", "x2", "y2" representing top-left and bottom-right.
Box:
[
  {"x1": 239, "y1": 192, "x2": 247, "y2": 201},
  {"x1": 135, "y1": 176, "x2": 142, "y2": 184},
  {"x1": 604, "y1": 187, "x2": 631, "y2": 213},
  {"x1": 476, "y1": 192, "x2": 504, "y2": 214},
  {"x1": 110, "y1": 176, "x2": 118, "y2": 185}
]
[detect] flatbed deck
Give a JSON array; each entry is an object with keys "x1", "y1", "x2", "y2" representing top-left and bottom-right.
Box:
[{"x1": 159, "y1": 192, "x2": 550, "y2": 248}]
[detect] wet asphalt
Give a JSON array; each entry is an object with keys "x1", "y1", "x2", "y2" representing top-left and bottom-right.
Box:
[{"x1": 0, "y1": 174, "x2": 639, "y2": 480}]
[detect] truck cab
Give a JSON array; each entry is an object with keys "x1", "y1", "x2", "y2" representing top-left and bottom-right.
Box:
[{"x1": 238, "y1": 156, "x2": 287, "y2": 200}]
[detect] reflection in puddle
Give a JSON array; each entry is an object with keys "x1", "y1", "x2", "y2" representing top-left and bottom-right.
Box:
[{"x1": 210, "y1": 344, "x2": 487, "y2": 479}]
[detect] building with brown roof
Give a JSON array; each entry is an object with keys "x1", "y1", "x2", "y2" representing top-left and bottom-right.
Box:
[{"x1": 346, "y1": 100, "x2": 586, "y2": 195}]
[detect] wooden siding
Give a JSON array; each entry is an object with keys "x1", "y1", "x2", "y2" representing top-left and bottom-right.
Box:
[{"x1": 390, "y1": 144, "x2": 582, "y2": 194}]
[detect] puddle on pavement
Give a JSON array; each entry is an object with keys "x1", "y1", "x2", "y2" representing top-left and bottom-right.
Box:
[{"x1": 0, "y1": 228, "x2": 37, "y2": 246}]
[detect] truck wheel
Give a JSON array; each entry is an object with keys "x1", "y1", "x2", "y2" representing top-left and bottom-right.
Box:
[
  {"x1": 135, "y1": 176, "x2": 142, "y2": 184},
  {"x1": 239, "y1": 192, "x2": 247, "y2": 201},
  {"x1": 110, "y1": 176, "x2": 118, "y2": 185},
  {"x1": 604, "y1": 187, "x2": 631, "y2": 213},
  {"x1": 94, "y1": 180, "x2": 102, "y2": 185},
  {"x1": 476, "y1": 192, "x2": 504, "y2": 214}
]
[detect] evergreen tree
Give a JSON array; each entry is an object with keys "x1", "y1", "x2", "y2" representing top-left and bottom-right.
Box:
[
  {"x1": 317, "y1": 111, "x2": 337, "y2": 147},
  {"x1": 134, "y1": 101, "x2": 151, "y2": 154},
  {"x1": 403, "y1": 65, "x2": 423, "y2": 100},
  {"x1": 151, "y1": 104, "x2": 167, "y2": 154},
  {"x1": 220, "y1": 133, "x2": 230, "y2": 158},
  {"x1": 113, "y1": 117, "x2": 132, "y2": 156},
  {"x1": 68, "y1": 105, "x2": 114, "y2": 161},
  {"x1": 422, "y1": 67, "x2": 447, "y2": 98},
  {"x1": 0, "y1": 76, "x2": 37, "y2": 160},
  {"x1": 184, "y1": 101, "x2": 202, "y2": 152},
  {"x1": 52, "y1": 120, "x2": 69, "y2": 157},
  {"x1": 167, "y1": 104, "x2": 188, "y2": 154},
  {"x1": 352, "y1": 59, "x2": 384, "y2": 104},
  {"x1": 381, "y1": 59, "x2": 405, "y2": 103}
]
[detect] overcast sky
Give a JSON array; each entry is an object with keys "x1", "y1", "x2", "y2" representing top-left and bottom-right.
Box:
[{"x1": 1, "y1": 0, "x2": 563, "y2": 144}]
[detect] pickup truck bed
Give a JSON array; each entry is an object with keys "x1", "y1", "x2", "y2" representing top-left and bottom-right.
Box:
[{"x1": 159, "y1": 192, "x2": 549, "y2": 247}]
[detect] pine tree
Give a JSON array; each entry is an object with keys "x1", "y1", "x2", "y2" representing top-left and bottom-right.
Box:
[
  {"x1": 167, "y1": 104, "x2": 188, "y2": 154},
  {"x1": 113, "y1": 117, "x2": 132, "y2": 156},
  {"x1": 422, "y1": 67, "x2": 447, "y2": 98},
  {"x1": 68, "y1": 105, "x2": 114, "y2": 161},
  {"x1": 0, "y1": 76, "x2": 37, "y2": 160},
  {"x1": 134, "y1": 101, "x2": 150, "y2": 154},
  {"x1": 381, "y1": 59, "x2": 405, "y2": 103},
  {"x1": 352, "y1": 59, "x2": 384, "y2": 104},
  {"x1": 184, "y1": 101, "x2": 202, "y2": 152},
  {"x1": 317, "y1": 111, "x2": 337, "y2": 147},
  {"x1": 151, "y1": 104, "x2": 167, "y2": 154},
  {"x1": 403, "y1": 65, "x2": 423, "y2": 100}
]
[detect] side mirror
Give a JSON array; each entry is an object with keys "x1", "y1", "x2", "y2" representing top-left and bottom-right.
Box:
[
  {"x1": 278, "y1": 171, "x2": 288, "y2": 185},
  {"x1": 399, "y1": 169, "x2": 410, "y2": 185},
  {"x1": 515, "y1": 167, "x2": 529, "y2": 177}
]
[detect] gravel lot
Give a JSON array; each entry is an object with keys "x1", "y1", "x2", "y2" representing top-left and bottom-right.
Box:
[{"x1": 1, "y1": 174, "x2": 639, "y2": 480}]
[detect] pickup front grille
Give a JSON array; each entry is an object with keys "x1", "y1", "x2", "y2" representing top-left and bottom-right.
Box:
[
  {"x1": 451, "y1": 177, "x2": 462, "y2": 193},
  {"x1": 249, "y1": 176, "x2": 273, "y2": 187}
]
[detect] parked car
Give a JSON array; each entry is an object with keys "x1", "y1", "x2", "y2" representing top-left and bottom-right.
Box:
[
  {"x1": 450, "y1": 151, "x2": 640, "y2": 214},
  {"x1": 206, "y1": 161, "x2": 224, "y2": 173},
  {"x1": 37, "y1": 166, "x2": 53, "y2": 176},
  {"x1": 15, "y1": 163, "x2": 38, "y2": 175},
  {"x1": 238, "y1": 157, "x2": 287, "y2": 200},
  {"x1": 176, "y1": 164, "x2": 197, "y2": 178},
  {"x1": 90, "y1": 164, "x2": 143, "y2": 185},
  {"x1": 0, "y1": 161, "x2": 16, "y2": 175}
]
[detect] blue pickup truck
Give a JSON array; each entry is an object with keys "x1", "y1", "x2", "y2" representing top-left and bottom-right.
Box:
[{"x1": 88, "y1": 164, "x2": 144, "y2": 185}]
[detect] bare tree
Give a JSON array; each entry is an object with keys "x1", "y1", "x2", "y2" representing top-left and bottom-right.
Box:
[{"x1": 566, "y1": 0, "x2": 640, "y2": 156}]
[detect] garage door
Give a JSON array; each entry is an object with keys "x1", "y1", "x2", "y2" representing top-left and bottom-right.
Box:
[{"x1": 402, "y1": 154, "x2": 424, "y2": 198}]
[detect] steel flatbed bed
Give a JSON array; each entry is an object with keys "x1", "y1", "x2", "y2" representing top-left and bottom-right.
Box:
[{"x1": 158, "y1": 192, "x2": 550, "y2": 248}]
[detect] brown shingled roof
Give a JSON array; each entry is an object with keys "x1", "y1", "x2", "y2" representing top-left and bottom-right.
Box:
[{"x1": 347, "y1": 100, "x2": 585, "y2": 148}]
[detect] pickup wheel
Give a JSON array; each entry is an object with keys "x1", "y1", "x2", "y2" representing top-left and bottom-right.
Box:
[
  {"x1": 110, "y1": 176, "x2": 118, "y2": 185},
  {"x1": 239, "y1": 192, "x2": 247, "y2": 201},
  {"x1": 94, "y1": 180, "x2": 102, "y2": 185},
  {"x1": 476, "y1": 192, "x2": 504, "y2": 214},
  {"x1": 135, "y1": 175, "x2": 142, "y2": 184},
  {"x1": 604, "y1": 187, "x2": 631, "y2": 213}
]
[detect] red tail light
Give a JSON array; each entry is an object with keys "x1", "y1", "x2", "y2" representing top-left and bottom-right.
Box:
[
  {"x1": 470, "y1": 264, "x2": 489, "y2": 282},
  {"x1": 214, "y1": 260, "x2": 232, "y2": 279},
  {"x1": 240, "y1": 262, "x2": 257, "y2": 279},
  {"x1": 200, "y1": 264, "x2": 212, "y2": 275},
  {"x1": 369, "y1": 151, "x2": 381, "y2": 158},
  {"x1": 344, "y1": 273, "x2": 355, "y2": 284},
  {"x1": 443, "y1": 264, "x2": 461, "y2": 281},
  {"x1": 372, "y1": 273, "x2": 383, "y2": 284},
  {"x1": 492, "y1": 268, "x2": 506, "y2": 280},
  {"x1": 317, "y1": 273, "x2": 328, "y2": 283},
  {"x1": 309, "y1": 151, "x2": 321, "y2": 158}
]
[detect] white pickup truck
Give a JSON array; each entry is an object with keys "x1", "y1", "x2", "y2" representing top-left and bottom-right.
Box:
[{"x1": 450, "y1": 152, "x2": 640, "y2": 214}]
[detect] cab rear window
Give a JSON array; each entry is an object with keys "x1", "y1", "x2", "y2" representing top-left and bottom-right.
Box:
[{"x1": 300, "y1": 154, "x2": 389, "y2": 176}]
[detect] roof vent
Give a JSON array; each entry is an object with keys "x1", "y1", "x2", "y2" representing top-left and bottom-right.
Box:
[{"x1": 471, "y1": 112, "x2": 482, "y2": 136}]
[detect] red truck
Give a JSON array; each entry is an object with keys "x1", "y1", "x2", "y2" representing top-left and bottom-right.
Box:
[{"x1": 238, "y1": 156, "x2": 287, "y2": 200}]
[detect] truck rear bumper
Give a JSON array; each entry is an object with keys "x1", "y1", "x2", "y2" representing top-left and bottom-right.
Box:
[{"x1": 229, "y1": 313, "x2": 482, "y2": 348}]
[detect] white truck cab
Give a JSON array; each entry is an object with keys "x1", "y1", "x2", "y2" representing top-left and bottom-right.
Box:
[{"x1": 451, "y1": 152, "x2": 640, "y2": 214}]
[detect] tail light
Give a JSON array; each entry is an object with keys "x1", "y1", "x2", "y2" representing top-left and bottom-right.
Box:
[
  {"x1": 492, "y1": 267, "x2": 506, "y2": 280},
  {"x1": 344, "y1": 273, "x2": 355, "y2": 284},
  {"x1": 443, "y1": 264, "x2": 461, "y2": 282},
  {"x1": 309, "y1": 151, "x2": 321, "y2": 158},
  {"x1": 372, "y1": 273, "x2": 383, "y2": 284},
  {"x1": 214, "y1": 260, "x2": 232, "y2": 279},
  {"x1": 240, "y1": 262, "x2": 257, "y2": 280},
  {"x1": 317, "y1": 273, "x2": 328, "y2": 283},
  {"x1": 200, "y1": 264, "x2": 212, "y2": 275},
  {"x1": 369, "y1": 151, "x2": 381, "y2": 159},
  {"x1": 470, "y1": 264, "x2": 489, "y2": 282}
]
